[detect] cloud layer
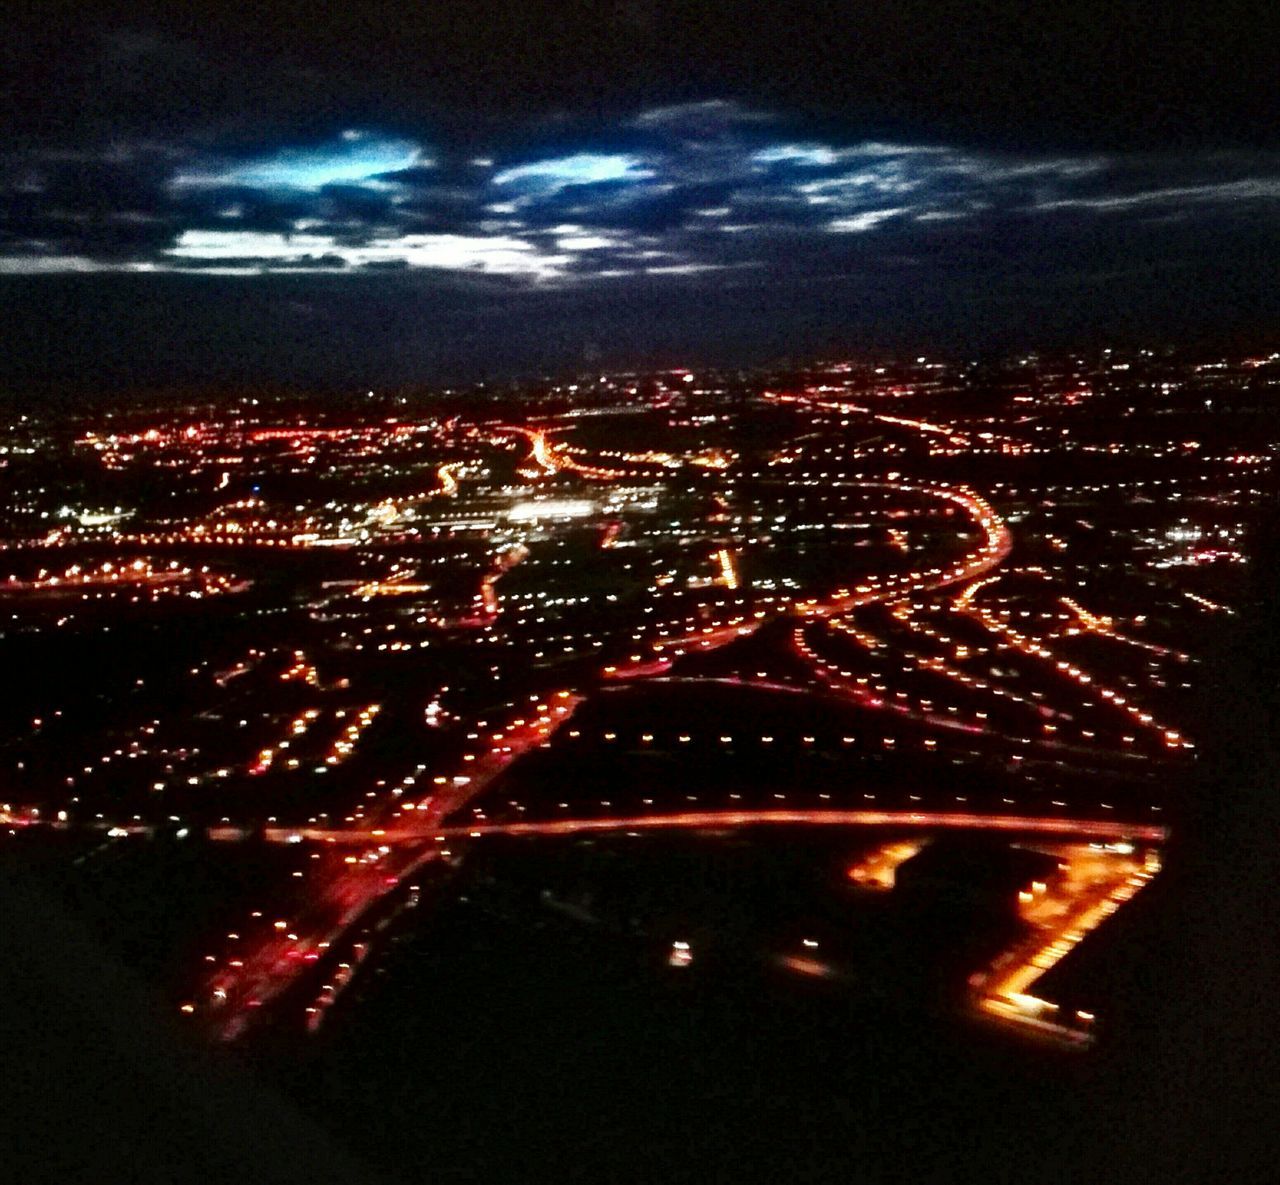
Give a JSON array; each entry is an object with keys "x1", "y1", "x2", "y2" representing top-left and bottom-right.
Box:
[{"x1": 3, "y1": 101, "x2": 1277, "y2": 283}]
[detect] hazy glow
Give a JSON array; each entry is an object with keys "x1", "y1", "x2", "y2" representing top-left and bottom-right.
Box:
[
  {"x1": 631, "y1": 99, "x2": 774, "y2": 129},
  {"x1": 0, "y1": 254, "x2": 114, "y2": 274}
]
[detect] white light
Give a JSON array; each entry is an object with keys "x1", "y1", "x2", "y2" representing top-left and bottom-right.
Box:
[{"x1": 507, "y1": 499, "x2": 596, "y2": 523}]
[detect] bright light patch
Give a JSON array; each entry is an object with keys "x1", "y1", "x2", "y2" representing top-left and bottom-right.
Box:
[
  {"x1": 507, "y1": 499, "x2": 597, "y2": 522},
  {"x1": 173, "y1": 133, "x2": 427, "y2": 191},
  {"x1": 828, "y1": 208, "x2": 911, "y2": 233},
  {"x1": 556, "y1": 235, "x2": 619, "y2": 251},
  {"x1": 167, "y1": 231, "x2": 337, "y2": 260},
  {"x1": 166, "y1": 230, "x2": 569, "y2": 278},
  {"x1": 753, "y1": 144, "x2": 838, "y2": 167},
  {"x1": 493, "y1": 153, "x2": 654, "y2": 191},
  {"x1": 76, "y1": 509, "x2": 126, "y2": 527}
]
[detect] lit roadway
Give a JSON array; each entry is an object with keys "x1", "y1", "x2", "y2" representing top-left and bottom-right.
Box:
[
  {"x1": 606, "y1": 479, "x2": 1010, "y2": 680},
  {"x1": 8, "y1": 453, "x2": 1122, "y2": 1043},
  {"x1": 192, "y1": 694, "x2": 584, "y2": 1041},
  {"x1": 791, "y1": 481, "x2": 1012, "y2": 618},
  {"x1": 972, "y1": 845, "x2": 1162, "y2": 1047},
  {"x1": 3, "y1": 808, "x2": 1169, "y2": 848},
  {"x1": 238, "y1": 810, "x2": 1168, "y2": 846},
  {"x1": 4, "y1": 397, "x2": 1194, "y2": 1050}
]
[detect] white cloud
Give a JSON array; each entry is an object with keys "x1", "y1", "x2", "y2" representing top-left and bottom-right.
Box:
[
  {"x1": 165, "y1": 230, "x2": 570, "y2": 277},
  {"x1": 630, "y1": 100, "x2": 774, "y2": 129},
  {"x1": 1033, "y1": 177, "x2": 1280, "y2": 211},
  {"x1": 171, "y1": 133, "x2": 429, "y2": 191},
  {"x1": 827, "y1": 208, "x2": 912, "y2": 232},
  {"x1": 556, "y1": 235, "x2": 623, "y2": 251},
  {"x1": 493, "y1": 153, "x2": 654, "y2": 191},
  {"x1": 752, "y1": 144, "x2": 839, "y2": 168}
]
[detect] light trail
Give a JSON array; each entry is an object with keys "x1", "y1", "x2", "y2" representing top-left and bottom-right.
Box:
[
  {"x1": 492, "y1": 423, "x2": 647, "y2": 481},
  {"x1": 604, "y1": 617, "x2": 761, "y2": 679},
  {"x1": 528, "y1": 428, "x2": 561, "y2": 475},
  {"x1": 1058, "y1": 596, "x2": 1190, "y2": 660},
  {"x1": 828, "y1": 610, "x2": 1052, "y2": 725},
  {"x1": 610, "y1": 481, "x2": 1008, "y2": 700},
  {"x1": 351, "y1": 579, "x2": 434, "y2": 597},
  {"x1": 494, "y1": 425, "x2": 562, "y2": 477},
  {"x1": 1182, "y1": 589, "x2": 1234, "y2": 615},
  {"x1": 213, "y1": 649, "x2": 263, "y2": 688},
  {"x1": 477, "y1": 542, "x2": 528, "y2": 619},
  {"x1": 252, "y1": 810, "x2": 1168, "y2": 846},
  {"x1": 791, "y1": 624, "x2": 991, "y2": 736},
  {"x1": 762, "y1": 390, "x2": 971, "y2": 447},
  {"x1": 803, "y1": 608, "x2": 1159, "y2": 763}
]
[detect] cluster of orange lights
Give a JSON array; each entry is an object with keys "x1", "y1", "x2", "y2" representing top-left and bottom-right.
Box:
[
  {"x1": 52, "y1": 380, "x2": 1236, "y2": 1055},
  {"x1": 956, "y1": 584, "x2": 1191, "y2": 751},
  {"x1": 603, "y1": 614, "x2": 761, "y2": 678},
  {"x1": 794, "y1": 480, "x2": 1011, "y2": 617},
  {"x1": 1, "y1": 558, "x2": 239, "y2": 598},
  {"x1": 249, "y1": 709, "x2": 322, "y2": 776},
  {"x1": 323, "y1": 705, "x2": 381, "y2": 766},
  {"x1": 280, "y1": 651, "x2": 321, "y2": 686},
  {"x1": 973, "y1": 845, "x2": 1162, "y2": 1046}
]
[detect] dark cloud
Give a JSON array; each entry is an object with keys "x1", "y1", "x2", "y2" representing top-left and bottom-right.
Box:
[
  {"x1": 2, "y1": 103, "x2": 1278, "y2": 283},
  {"x1": 0, "y1": 5, "x2": 1276, "y2": 383},
  {"x1": 4, "y1": 4, "x2": 1278, "y2": 154}
]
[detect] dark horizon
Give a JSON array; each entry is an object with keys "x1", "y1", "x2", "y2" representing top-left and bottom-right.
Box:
[{"x1": 5, "y1": 262, "x2": 1279, "y2": 398}]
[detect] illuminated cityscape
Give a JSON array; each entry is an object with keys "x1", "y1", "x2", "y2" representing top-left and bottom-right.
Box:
[
  {"x1": 4, "y1": 346, "x2": 1277, "y2": 1160},
  {"x1": 4, "y1": 3, "x2": 1278, "y2": 1182}
]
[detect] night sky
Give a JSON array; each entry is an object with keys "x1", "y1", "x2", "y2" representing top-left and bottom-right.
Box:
[{"x1": 2, "y1": 2, "x2": 1278, "y2": 388}]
